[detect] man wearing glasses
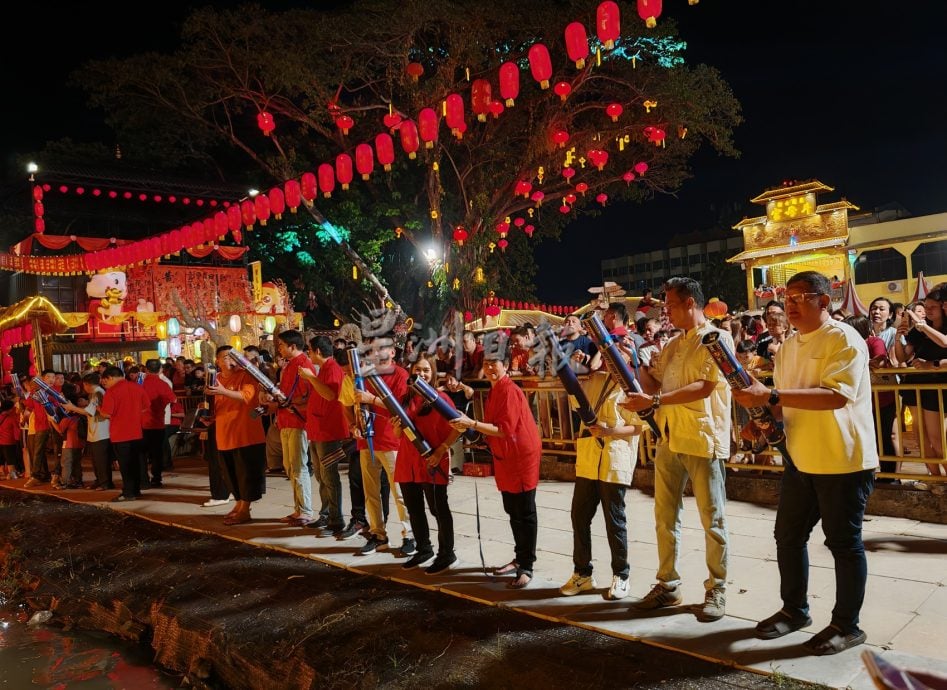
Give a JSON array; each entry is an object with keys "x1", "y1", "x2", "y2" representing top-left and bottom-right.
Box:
[{"x1": 733, "y1": 271, "x2": 877, "y2": 656}]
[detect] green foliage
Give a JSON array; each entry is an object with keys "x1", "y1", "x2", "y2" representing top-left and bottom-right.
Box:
[{"x1": 72, "y1": 0, "x2": 742, "y2": 322}]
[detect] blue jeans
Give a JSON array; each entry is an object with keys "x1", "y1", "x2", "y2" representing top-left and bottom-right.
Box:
[
  {"x1": 653, "y1": 446, "x2": 729, "y2": 591},
  {"x1": 775, "y1": 464, "x2": 874, "y2": 633},
  {"x1": 571, "y1": 478, "x2": 629, "y2": 579}
]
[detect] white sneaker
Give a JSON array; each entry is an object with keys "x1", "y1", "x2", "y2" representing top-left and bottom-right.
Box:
[
  {"x1": 607, "y1": 575, "x2": 629, "y2": 600},
  {"x1": 202, "y1": 497, "x2": 233, "y2": 507},
  {"x1": 560, "y1": 572, "x2": 597, "y2": 596}
]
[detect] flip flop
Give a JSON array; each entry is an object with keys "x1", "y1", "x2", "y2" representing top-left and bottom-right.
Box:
[
  {"x1": 507, "y1": 570, "x2": 532, "y2": 589},
  {"x1": 224, "y1": 514, "x2": 252, "y2": 526},
  {"x1": 290, "y1": 517, "x2": 315, "y2": 527},
  {"x1": 803, "y1": 624, "x2": 867, "y2": 656},
  {"x1": 756, "y1": 609, "x2": 813, "y2": 639},
  {"x1": 492, "y1": 561, "x2": 518, "y2": 577},
  {"x1": 279, "y1": 514, "x2": 301, "y2": 523}
]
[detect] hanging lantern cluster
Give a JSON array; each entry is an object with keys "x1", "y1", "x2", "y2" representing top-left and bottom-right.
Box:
[{"x1": 32, "y1": 184, "x2": 45, "y2": 234}]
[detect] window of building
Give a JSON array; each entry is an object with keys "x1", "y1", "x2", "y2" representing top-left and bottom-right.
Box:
[
  {"x1": 854, "y1": 248, "x2": 907, "y2": 284},
  {"x1": 38, "y1": 275, "x2": 80, "y2": 312},
  {"x1": 912, "y1": 240, "x2": 947, "y2": 278}
]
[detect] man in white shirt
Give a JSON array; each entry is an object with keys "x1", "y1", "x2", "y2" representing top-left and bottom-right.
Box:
[
  {"x1": 734, "y1": 270, "x2": 878, "y2": 656},
  {"x1": 621, "y1": 277, "x2": 732, "y2": 622}
]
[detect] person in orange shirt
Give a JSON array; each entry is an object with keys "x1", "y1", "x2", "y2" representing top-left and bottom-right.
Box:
[{"x1": 205, "y1": 345, "x2": 266, "y2": 525}]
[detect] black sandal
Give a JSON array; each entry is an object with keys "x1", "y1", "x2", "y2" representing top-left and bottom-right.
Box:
[{"x1": 493, "y1": 561, "x2": 518, "y2": 577}]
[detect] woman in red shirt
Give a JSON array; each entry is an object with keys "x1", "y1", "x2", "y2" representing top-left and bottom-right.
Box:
[
  {"x1": 450, "y1": 344, "x2": 541, "y2": 588},
  {"x1": 0, "y1": 399, "x2": 22, "y2": 480},
  {"x1": 393, "y1": 354, "x2": 461, "y2": 574}
]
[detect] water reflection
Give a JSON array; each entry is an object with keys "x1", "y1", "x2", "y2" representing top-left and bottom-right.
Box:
[{"x1": 0, "y1": 607, "x2": 176, "y2": 688}]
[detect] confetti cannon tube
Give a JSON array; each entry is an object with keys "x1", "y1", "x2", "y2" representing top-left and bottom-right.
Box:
[
  {"x1": 365, "y1": 371, "x2": 434, "y2": 459},
  {"x1": 227, "y1": 349, "x2": 304, "y2": 421}
]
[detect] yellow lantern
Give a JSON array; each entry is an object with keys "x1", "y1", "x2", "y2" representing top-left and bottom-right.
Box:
[
  {"x1": 263, "y1": 315, "x2": 277, "y2": 334},
  {"x1": 230, "y1": 335, "x2": 243, "y2": 350},
  {"x1": 156, "y1": 321, "x2": 168, "y2": 339},
  {"x1": 475, "y1": 267, "x2": 485, "y2": 284}
]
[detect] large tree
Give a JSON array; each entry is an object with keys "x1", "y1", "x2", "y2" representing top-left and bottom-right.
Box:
[{"x1": 76, "y1": 0, "x2": 741, "y2": 326}]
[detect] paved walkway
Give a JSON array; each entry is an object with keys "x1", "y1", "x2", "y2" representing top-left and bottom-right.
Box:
[{"x1": 6, "y1": 459, "x2": 947, "y2": 689}]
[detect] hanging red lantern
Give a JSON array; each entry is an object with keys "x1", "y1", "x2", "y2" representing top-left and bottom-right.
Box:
[
  {"x1": 301, "y1": 172, "x2": 318, "y2": 201},
  {"x1": 499, "y1": 62, "x2": 520, "y2": 106},
  {"x1": 597, "y1": 1, "x2": 621, "y2": 49},
  {"x1": 565, "y1": 193, "x2": 577, "y2": 204},
  {"x1": 524, "y1": 224, "x2": 535, "y2": 238},
  {"x1": 559, "y1": 204, "x2": 571, "y2": 214},
  {"x1": 605, "y1": 102, "x2": 624, "y2": 122},
  {"x1": 418, "y1": 108, "x2": 439, "y2": 148},
  {"x1": 383, "y1": 111, "x2": 402, "y2": 130},
  {"x1": 335, "y1": 115, "x2": 354, "y2": 135},
  {"x1": 406, "y1": 62, "x2": 424, "y2": 82},
  {"x1": 33, "y1": 201, "x2": 44, "y2": 218},
  {"x1": 398, "y1": 119, "x2": 420, "y2": 159},
  {"x1": 513, "y1": 217, "x2": 526, "y2": 228},
  {"x1": 336, "y1": 153, "x2": 354, "y2": 189},
  {"x1": 254, "y1": 194, "x2": 271, "y2": 225},
  {"x1": 637, "y1": 0, "x2": 662, "y2": 28},
  {"x1": 622, "y1": 171, "x2": 636, "y2": 184},
  {"x1": 240, "y1": 199, "x2": 256, "y2": 230},
  {"x1": 268, "y1": 187, "x2": 285, "y2": 218},
  {"x1": 488, "y1": 101, "x2": 505, "y2": 119},
  {"x1": 284, "y1": 179, "x2": 301, "y2": 211},
  {"x1": 214, "y1": 211, "x2": 229, "y2": 238},
  {"x1": 528, "y1": 44, "x2": 553, "y2": 89},
  {"x1": 553, "y1": 81, "x2": 572, "y2": 102},
  {"x1": 32, "y1": 186, "x2": 43, "y2": 202},
  {"x1": 227, "y1": 205, "x2": 243, "y2": 233},
  {"x1": 464, "y1": 310, "x2": 473, "y2": 322},
  {"x1": 634, "y1": 161, "x2": 649, "y2": 175},
  {"x1": 596, "y1": 193, "x2": 608, "y2": 206},
  {"x1": 514, "y1": 180, "x2": 532, "y2": 198},
  {"x1": 644, "y1": 125, "x2": 666, "y2": 145},
  {"x1": 445, "y1": 94, "x2": 466, "y2": 139},
  {"x1": 552, "y1": 130, "x2": 570, "y2": 148},
  {"x1": 564, "y1": 22, "x2": 590, "y2": 69},
  {"x1": 587, "y1": 149, "x2": 609, "y2": 170},
  {"x1": 452, "y1": 226, "x2": 469, "y2": 246},
  {"x1": 562, "y1": 167, "x2": 576, "y2": 182},
  {"x1": 471, "y1": 79, "x2": 492, "y2": 122},
  {"x1": 34, "y1": 217, "x2": 45, "y2": 233},
  {"x1": 201, "y1": 218, "x2": 216, "y2": 243},
  {"x1": 496, "y1": 220, "x2": 510, "y2": 237},
  {"x1": 355, "y1": 143, "x2": 374, "y2": 180},
  {"x1": 531, "y1": 190, "x2": 545, "y2": 206},
  {"x1": 576, "y1": 182, "x2": 589, "y2": 194},
  {"x1": 375, "y1": 133, "x2": 395, "y2": 171},
  {"x1": 318, "y1": 163, "x2": 336, "y2": 197},
  {"x1": 256, "y1": 111, "x2": 276, "y2": 135}
]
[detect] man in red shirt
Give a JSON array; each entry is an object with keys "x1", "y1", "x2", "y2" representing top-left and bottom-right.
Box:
[
  {"x1": 140, "y1": 359, "x2": 176, "y2": 488},
  {"x1": 99, "y1": 366, "x2": 150, "y2": 502},
  {"x1": 299, "y1": 335, "x2": 350, "y2": 536},
  {"x1": 270, "y1": 330, "x2": 316, "y2": 525}
]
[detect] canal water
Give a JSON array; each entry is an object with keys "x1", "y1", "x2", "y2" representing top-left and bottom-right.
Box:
[{"x1": 0, "y1": 605, "x2": 176, "y2": 689}]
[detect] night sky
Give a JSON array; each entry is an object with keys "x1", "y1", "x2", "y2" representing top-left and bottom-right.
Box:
[{"x1": 4, "y1": 2, "x2": 947, "y2": 304}]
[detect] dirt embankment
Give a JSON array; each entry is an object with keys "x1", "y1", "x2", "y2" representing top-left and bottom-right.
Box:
[{"x1": 0, "y1": 490, "x2": 797, "y2": 690}]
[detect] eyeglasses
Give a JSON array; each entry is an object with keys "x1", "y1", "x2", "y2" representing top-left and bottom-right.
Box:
[{"x1": 785, "y1": 292, "x2": 823, "y2": 305}]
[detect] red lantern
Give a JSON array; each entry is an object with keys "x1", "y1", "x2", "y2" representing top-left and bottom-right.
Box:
[
  {"x1": 531, "y1": 190, "x2": 545, "y2": 206},
  {"x1": 268, "y1": 187, "x2": 285, "y2": 218},
  {"x1": 528, "y1": 44, "x2": 553, "y2": 89},
  {"x1": 418, "y1": 108, "x2": 439, "y2": 148},
  {"x1": 499, "y1": 62, "x2": 520, "y2": 106},
  {"x1": 336, "y1": 153, "x2": 354, "y2": 190},
  {"x1": 565, "y1": 193, "x2": 577, "y2": 204},
  {"x1": 284, "y1": 179, "x2": 301, "y2": 211},
  {"x1": 622, "y1": 171, "x2": 635, "y2": 184},
  {"x1": 634, "y1": 161, "x2": 649, "y2": 175},
  {"x1": 596, "y1": 193, "x2": 608, "y2": 206},
  {"x1": 213, "y1": 211, "x2": 228, "y2": 238},
  {"x1": 552, "y1": 130, "x2": 570, "y2": 148},
  {"x1": 254, "y1": 194, "x2": 271, "y2": 225},
  {"x1": 32, "y1": 186, "x2": 43, "y2": 202},
  {"x1": 201, "y1": 218, "x2": 215, "y2": 243},
  {"x1": 375, "y1": 133, "x2": 395, "y2": 171},
  {"x1": 256, "y1": 111, "x2": 275, "y2": 135},
  {"x1": 335, "y1": 115, "x2": 354, "y2": 135},
  {"x1": 514, "y1": 180, "x2": 532, "y2": 198},
  {"x1": 497, "y1": 238, "x2": 509, "y2": 252},
  {"x1": 471, "y1": 79, "x2": 492, "y2": 122},
  {"x1": 33, "y1": 201, "x2": 44, "y2": 218},
  {"x1": 398, "y1": 119, "x2": 420, "y2": 159},
  {"x1": 644, "y1": 125, "x2": 666, "y2": 145},
  {"x1": 445, "y1": 94, "x2": 466, "y2": 139},
  {"x1": 513, "y1": 217, "x2": 526, "y2": 228},
  {"x1": 597, "y1": 1, "x2": 621, "y2": 49},
  {"x1": 355, "y1": 143, "x2": 374, "y2": 180},
  {"x1": 227, "y1": 205, "x2": 242, "y2": 233},
  {"x1": 524, "y1": 224, "x2": 535, "y2": 238},
  {"x1": 562, "y1": 167, "x2": 576, "y2": 182},
  {"x1": 34, "y1": 217, "x2": 45, "y2": 233},
  {"x1": 463, "y1": 310, "x2": 473, "y2": 322},
  {"x1": 703, "y1": 299, "x2": 728, "y2": 318},
  {"x1": 587, "y1": 149, "x2": 609, "y2": 170},
  {"x1": 318, "y1": 163, "x2": 336, "y2": 197},
  {"x1": 637, "y1": 0, "x2": 662, "y2": 28},
  {"x1": 240, "y1": 199, "x2": 256, "y2": 230},
  {"x1": 564, "y1": 22, "x2": 590, "y2": 69},
  {"x1": 383, "y1": 111, "x2": 402, "y2": 130},
  {"x1": 453, "y1": 226, "x2": 469, "y2": 246},
  {"x1": 496, "y1": 220, "x2": 510, "y2": 237},
  {"x1": 553, "y1": 81, "x2": 572, "y2": 101},
  {"x1": 576, "y1": 182, "x2": 589, "y2": 194},
  {"x1": 301, "y1": 172, "x2": 317, "y2": 201},
  {"x1": 559, "y1": 204, "x2": 571, "y2": 214},
  {"x1": 406, "y1": 62, "x2": 424, "y2": 82},
  {"x1": 488, "y1": 101, "x2": 505, "y2": 119},
  {"x1": 605, "y1": 103, "x2": 624, "y2": 122}
]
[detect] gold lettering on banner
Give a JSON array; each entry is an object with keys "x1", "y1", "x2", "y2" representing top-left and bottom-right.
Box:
[{"x1": 250, "y1": 261, "x2": 263, "y2": 304}]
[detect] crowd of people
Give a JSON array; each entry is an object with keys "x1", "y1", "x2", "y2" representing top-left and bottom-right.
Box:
[{"x1": 2, "y1": 270, "x2": 945, "y2": 658}]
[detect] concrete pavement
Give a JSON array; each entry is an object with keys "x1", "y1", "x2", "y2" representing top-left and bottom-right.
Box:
[{"x1": 7, "y1": 458, "x2": 947, "y2": 689}]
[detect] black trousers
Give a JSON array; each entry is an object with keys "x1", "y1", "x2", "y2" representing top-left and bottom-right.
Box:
[
  {"x1": 501, "y1": 489, "x2": 538, "y2": 573},
  {"x1": 88, "y1": 439, "x2": 113, "y2": 488},
  {"x1": 143, "y1": 428, "x2": 166, "y2": 483},
  {"x1": 113, "y1": 440, "x2": 142, "y2": 497},
  {"x1": 204, "y1": 425, "x2": 230, "y2": 501},
  {"x1": 219, "y1": 444, "x2": 266, "y2": 502},
  {"x1": 401, "y1": 482, "x2": 454, "y2": 557}
]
